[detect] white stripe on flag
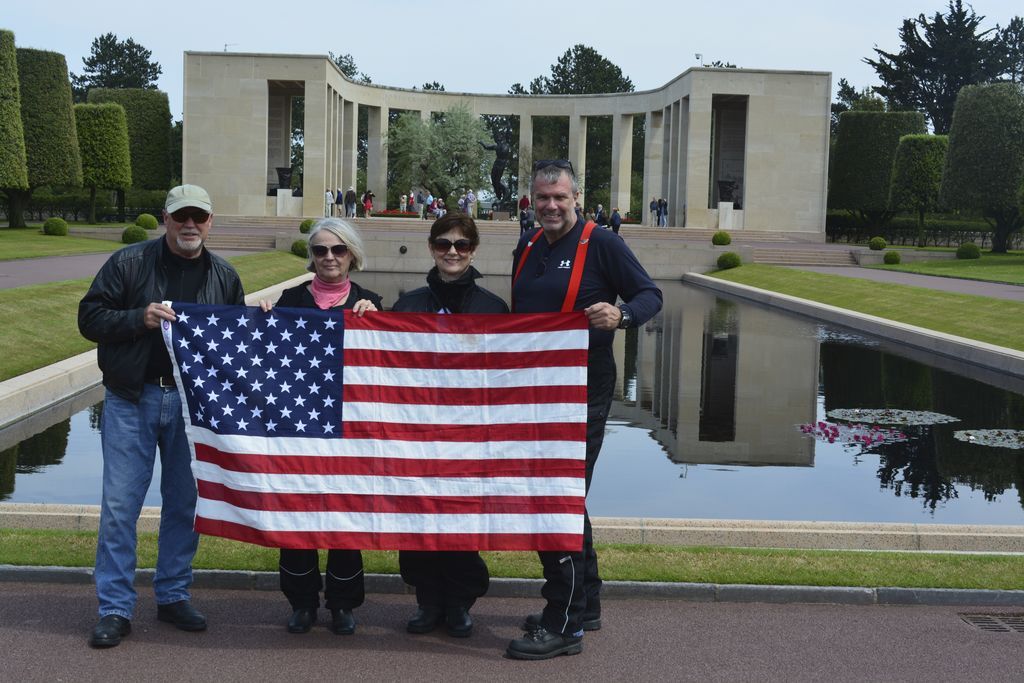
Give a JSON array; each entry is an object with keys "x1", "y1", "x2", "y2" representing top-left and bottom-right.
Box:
[
  {"x1": 344, "y1": 328, "x2": 590, "y2": 353},
  {"x1": 342, "y1": 366, "x2": 586, "y2": 388},
  {"x1": 342, "y1": 402, "x2": 588, "y2": 425}
]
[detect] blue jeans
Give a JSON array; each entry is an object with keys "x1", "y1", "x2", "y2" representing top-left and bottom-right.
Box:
[{"x1": 95, "y1": 385, "x2": 198, "y2": 619}]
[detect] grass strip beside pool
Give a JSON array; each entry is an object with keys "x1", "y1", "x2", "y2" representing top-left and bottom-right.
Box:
[
  {"x1": 869, "y1": 253, "x2": 1024, "y2": 286},
  {"x1": 1, "y1": 529, "x2": 1021, "y2": 590},
  {"x1": 709, "y1": 264, "x2": 1024, "y2": 352}
]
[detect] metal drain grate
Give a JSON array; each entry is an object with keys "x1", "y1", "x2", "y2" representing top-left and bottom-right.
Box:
[{"x1": 960, "y1": 613, "x2": 1024, "y2": 633}]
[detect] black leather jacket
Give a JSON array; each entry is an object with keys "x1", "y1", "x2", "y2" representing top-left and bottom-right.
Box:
[
  {"x1": 78, "y1": 238, "x2": 245, "y2": 402},
  {"x1": 392, "y1": 266, "x2": 508, "y2": 314}
]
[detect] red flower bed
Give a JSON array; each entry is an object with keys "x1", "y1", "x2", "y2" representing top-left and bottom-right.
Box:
[{"x1": 375, "y1": 209, "x2": 419, "y2": 217}]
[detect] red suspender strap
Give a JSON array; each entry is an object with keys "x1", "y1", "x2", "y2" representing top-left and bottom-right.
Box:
[
  {"x1": 561, "y1": 221, "x2": 597, "y2": 312},
  {"x1": 511, "y1": 222, "x2": 596, "y2": 313}
]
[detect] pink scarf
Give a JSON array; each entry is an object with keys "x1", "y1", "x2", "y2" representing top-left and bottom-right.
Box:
[{"x1": 310, "y1": 275, "x2": 351, "y2": 310}]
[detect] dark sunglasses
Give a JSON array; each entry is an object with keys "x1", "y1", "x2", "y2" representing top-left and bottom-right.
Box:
[
  {"x1": 430, "y1": 238, "x2": 473, "y2": 255},
  {"x1": 533, "y1": 159, "x2": 575, "y2": 176},
  {"x1": 170, "y1": 209, "x2": 211, "y2": 224},
  {"x1": 310, "y1": 243, "x2": 349, "y2": 257}
]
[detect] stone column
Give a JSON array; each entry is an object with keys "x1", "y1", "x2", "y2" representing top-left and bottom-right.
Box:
[
  {"x1": 666, "y1": 101, "x2": 680, "y2": 225},
  {"x1": 685, "y1": 93, "x2": 713, "y2": 228},
  {"x1": 341, "y1": 100, "x2": 357, "y2": 192},
  {"x1": 366, "y1": 104, "x2": 388, "y2": 209},
  {"x1": 610, "y1": 113, "x2": 634, "y2": 216},
  {"x1": 642, "y1": 110, "x2": 664, "y2": 226},
  {"x1": 568, "y1": 114, "x2": 587, "y2": 208},
  {"x1": 518, "y1": 114, "x2": 533, "y2": 199},
  {"x1": 326, "y1": 89, "x2": 337, "y2": 197},
  {"x1": 674, "y1": 98, "x2": 690, "y2": 227},
  {"x1": 302, "y1": 81, "x2": 329, "y2": 217}
]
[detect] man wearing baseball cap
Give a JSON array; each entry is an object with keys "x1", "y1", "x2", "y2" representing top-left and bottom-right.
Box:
[{"x1": 79, "y1": 184, "x2": 244, "y2": 648}]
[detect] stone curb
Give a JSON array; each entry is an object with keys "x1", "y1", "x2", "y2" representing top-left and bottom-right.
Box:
[{"x1": 4, "y1": 565, "x2": 1023, "y2": 607}]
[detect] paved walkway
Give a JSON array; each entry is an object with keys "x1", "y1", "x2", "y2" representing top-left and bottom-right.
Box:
[
  {"x1": 792, "y1": 265, "x2": 1024, "y2": 302},
  {"x1": 1, "y1": 581, "x2": 1020, "y2": 682}
]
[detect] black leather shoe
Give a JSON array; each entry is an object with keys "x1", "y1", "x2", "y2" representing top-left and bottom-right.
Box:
[
  {"x1": 330, "y1": 609, "x2": 356, "y2": 635},
  {"x1": 523, "y1": 611, "x2": 601, "y2": 632},
  {"x1": 406, "y1": 606, "x2": 445, "y2": 634},
  {"x1": 506, "y1": 626, "x2": 583, "y2": 660},
  {"x1": 90, "y1": 615, "x2": 131, "y2": 648},
  {"x1": 156, "y1": 600, "x2": 207, "y2": 631},
  {"x1": 287, "y1": 608, "x2": 316, "y2": 633},
  {"x1": 445, "y1": 606, "x2": 472, "y2": 638}
]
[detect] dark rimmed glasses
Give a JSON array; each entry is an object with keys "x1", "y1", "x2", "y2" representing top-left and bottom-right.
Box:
[
  {"x1": 532, "y1": 159, "x2": 575, "y2": 176},
  {"x1": 310, "y1": 243, "x2": 349, "y2": 258},
  {"x1": 430, "y1": 238, "x2": 474, "y2": 255},
  {"x1": 170, "y1": 209, "x2": 211, "y2": 224}
]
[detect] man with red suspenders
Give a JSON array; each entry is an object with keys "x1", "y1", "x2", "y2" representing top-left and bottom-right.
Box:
[{"x1": 506, "y1": 160, "x2": 663, "y2": 660}]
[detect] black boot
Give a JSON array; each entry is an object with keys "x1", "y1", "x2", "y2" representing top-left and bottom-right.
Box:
[
  {"x1": 287, "y1": 608, "x2": 317, "y2": 634},
  {"x1": 330, "y1": 609, "x2": 356, "y2": 635},
  {"x1": 90, "y1": 615, "x2": 131, "y2": 648},
  {"x1": 406, "y1": 606, "x2": 444, "y2": 634},
  {"x1": 506, "y1": 626, "x2": 583, "y2": 660},
  {"x1": 445, "y1": 606, "x2": 472, "y2": 638}
]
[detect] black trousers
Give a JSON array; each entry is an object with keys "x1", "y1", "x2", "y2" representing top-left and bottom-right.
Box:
[
  {"x1": 279, "y1": 548, "x2": 365, "y2": 611},
  {"x1": 537, "y1": 346, "x2": 615, "y2": 635},
  {"x1": 399, "y1": 551, "x2": 490, "y2": 609}
]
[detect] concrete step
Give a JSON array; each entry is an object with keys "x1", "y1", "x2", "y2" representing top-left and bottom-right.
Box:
[{"x1": 753, "y1": 248, "x2": 857, "y2": 266}]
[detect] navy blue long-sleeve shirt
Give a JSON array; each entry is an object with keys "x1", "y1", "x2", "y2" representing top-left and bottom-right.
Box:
[{"x1": 511, "y1": 219, "x2": 663, "y2": 348}]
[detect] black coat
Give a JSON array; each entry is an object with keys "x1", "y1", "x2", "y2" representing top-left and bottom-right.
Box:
[
  {"x1": 275, "y1": 279, "x2": 383, "y2": 311},
  {"x1": 392, "y1": 266, "x2": 508, "y2": 314}
]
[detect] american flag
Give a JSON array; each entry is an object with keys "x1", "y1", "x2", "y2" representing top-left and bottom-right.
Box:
[{"x1": 161, "y1": 302, "x2": 589, "y2": 551}]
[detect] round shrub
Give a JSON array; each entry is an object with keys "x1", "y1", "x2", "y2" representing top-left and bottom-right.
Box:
[
  {"x1": 712, "y1": 230, "x2": 731, "y2": 246},
  {"x1": 883, "y1": 250, "x2": 901, "y2": 265},
  {"x1": 299, "y1": 218, "x2": 315, "y2": 234},
  {"x1": 291, "y1": 239, "x2": 308, "y2": 258},
  {"x1": 135, "y1": 213, "x2": 158, "y2": 230},
  {"x1": 717, "y1": 251, "x2": 741, "y2": 270},
  {"x1": 956, "y1": 242, "x2": 981, "y2": 260},
  {"x1": 868, "y1": 236, "x2": 887, "y2": 251},
  {"x1": 122, "y1": 225, "x2": 148, "y2": 244},
  {"x1": 42, "y1": 217, "x2": 68, "y2": 236}
]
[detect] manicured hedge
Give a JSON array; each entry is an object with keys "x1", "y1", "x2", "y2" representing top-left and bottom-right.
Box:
[
  {"x1": 712, "y1": 230, "x2": 731, "y2": 246},
  {"x1": 74, "y1": 102, "x2": 132, "y2": 223},
  {"x1": 829, "y1": 111, "x2": 926, "y2": 212},
  {"x1": 42, "y1": 216, "x2": 68, "y2": 235},
  {"x1": 122, "y1": 225, "x2": 147, "y2": 243},
  {"x1": 135, "y1": 213, "x2": 158, "y2": 229},
  {"x1": 888, "y1": 134, "x2": 947, "y2": 219},
  {"x1": 16, "y1": 47, "x2": 81, "y2": 188},
  {"x1": 0, "y1": 30, "x2": 27, "y2": 191},
  {"x1": 88, "y1": 88, "x2": 171, "y2": 190},
  {"x1": 717, "y1": 252, "x2": 741, "y2": 270}
]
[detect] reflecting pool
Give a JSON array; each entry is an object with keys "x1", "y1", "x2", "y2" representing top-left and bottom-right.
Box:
[{"x1": 2, "y1": 276, "x2": 1022, "y2": 524}]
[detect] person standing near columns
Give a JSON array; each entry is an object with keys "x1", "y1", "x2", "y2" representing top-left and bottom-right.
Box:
[
  {"x1": 657, "y1": 197, "x2": 668, "y2": 227},
  {"x1": 505, "y1": 160, "x2": 662, "y2": 660},
  {"x1": 344, "y1": 186, "x2": 357, "y2": 218},
  {"x1": 649, "y1": 197, "x2": 658, "y2": 227}
]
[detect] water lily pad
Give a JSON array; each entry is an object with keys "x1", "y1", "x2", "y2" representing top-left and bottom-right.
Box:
[
  {"x1": 827, "y1": 408, "x2": 958, "y2": 426},
  {"x1": 953, "y1": 430, "x2": 1024, "y2": 450},
  {"x1": 798, "y1": 421, "x2": 909, "y2": 447}
]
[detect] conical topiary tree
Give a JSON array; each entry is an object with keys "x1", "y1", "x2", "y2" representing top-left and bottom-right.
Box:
[
  {"x1": 6, "y1": 48, "x2": 81, "y2": 227},
  {"x1": 74, "y1": 102, "x2": 132, "y2": 223},
  {"x1": 888, "y1": 134, "x2": 948, "y2": 245},
  {"x1": 88, "y1": 88, "x2": 170, "y2": 190},
  {"x1": 0, "y1": 29, "x2": 28, "y2": 207}
]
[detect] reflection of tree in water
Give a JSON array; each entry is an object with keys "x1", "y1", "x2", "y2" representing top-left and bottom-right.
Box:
[
  {"x1": 0, "y1": 444, "x2": 15, "y2": 500},
  {"x1": 15, "y1": 419, "x2": 70, "y2": 473},
  {"x1": 873, "y1": 426, "x2": 957, "y2": 511},
  {"x1": 88, "y1": 401, "x2": 103, "y2": 431}
]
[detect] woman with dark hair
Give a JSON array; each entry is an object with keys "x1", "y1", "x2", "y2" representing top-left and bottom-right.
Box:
[
  {"x1": 259, "y1": 217, "x2": 382, "y2": 636},
  {"x1": 392, "y1": 212, "x2": 508, "y2": 637}
]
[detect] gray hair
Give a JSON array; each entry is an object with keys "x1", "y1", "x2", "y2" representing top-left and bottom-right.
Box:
[
  {"x1": 306, "y1": 218, "x2": 366, "y2": 273},
  {"x1": 530, "y1": 164, "x2": 580, "y2": 195}
]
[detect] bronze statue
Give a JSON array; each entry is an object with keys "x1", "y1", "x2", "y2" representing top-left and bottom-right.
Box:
[{"x1": 479, "y1": 139, "x2": 511, "y2": 203}]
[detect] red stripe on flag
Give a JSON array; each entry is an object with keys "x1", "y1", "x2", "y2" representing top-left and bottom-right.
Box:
[
  {"x1": 195, "y1": 444, "x2": 585, "y2": 478},
  {"x1": 342, "y1": 383, "x2": 586, "y2": 406},
  {"x1": 344, "y1": 310, "x2": 588, "y2": 335},
  {"x1": 343, "y1": 348, "x2": 587, "y2": 370},
  {"x1": 197, "y1": 480, "x2": 585, "y2": 515},
  {"x1": 195, "y1": 517, "x2": 584, "y2": 551},
  {"x1": 340, "y1": 421, "x2": 586, "y2": 442}
]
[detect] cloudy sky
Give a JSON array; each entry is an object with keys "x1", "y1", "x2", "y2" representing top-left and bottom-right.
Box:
[{"x1": 6, "y1": 0, "x2": 1021, "y2": 118}]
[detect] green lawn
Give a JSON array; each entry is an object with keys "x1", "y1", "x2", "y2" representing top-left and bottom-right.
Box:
[
  {"x1": 2, "y1": 529, "x2": 1021, "y2": 590},
  {"x1": 869, "y1": 253, "x2": 1024, "y2": 286},
  {"x1": 0, "y1": 227, "x2": 121, "y2": 260},
  {"x1": 0, "y1": 251, "x2": 307, "y2": 381},
  {"x1": 709, "y1": 263, "x2": 1024, "y2": 351}
]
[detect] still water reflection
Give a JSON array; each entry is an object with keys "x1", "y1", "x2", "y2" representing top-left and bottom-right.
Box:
[{"x1": 2, "y1": 276, "x2": 1022, "y2": 524}]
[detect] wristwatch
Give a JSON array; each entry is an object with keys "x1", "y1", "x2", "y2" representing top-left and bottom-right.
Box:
[{"x1": 616, "y1": 303, "x2": 633, "y2": 329}]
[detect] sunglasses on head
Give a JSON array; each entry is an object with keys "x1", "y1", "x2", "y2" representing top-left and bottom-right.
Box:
[
  {"x1": 533, "y1": 159, "x2": 575, "y2": 176},
  {"x1": 170, "y1": 209, "x2": 211, "y2": 224},
  {"x1": 430, "y1": 238, "x2": 473, "y2": 255},
  {"x1": 310, "y1": 243, "x2": 349, "y2": 257}
]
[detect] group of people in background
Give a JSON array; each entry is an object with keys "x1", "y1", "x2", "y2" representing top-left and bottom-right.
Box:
[{"x1": 649, "y1": 196, "x2": 668, "y2": 227}]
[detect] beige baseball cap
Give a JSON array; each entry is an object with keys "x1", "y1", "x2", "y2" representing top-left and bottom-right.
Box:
[{"x1": 165, "y1": 184, "x2": 213, "y2": 213}]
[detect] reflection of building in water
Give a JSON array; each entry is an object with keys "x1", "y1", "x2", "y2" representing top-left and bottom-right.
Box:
[{"x1": 612, "y1": 295, "x2": 818, "y2": 466}]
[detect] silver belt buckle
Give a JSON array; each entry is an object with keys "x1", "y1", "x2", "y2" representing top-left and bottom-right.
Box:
[{"x1": 158, "y1": 376, "x2": 175, "y2": 388}]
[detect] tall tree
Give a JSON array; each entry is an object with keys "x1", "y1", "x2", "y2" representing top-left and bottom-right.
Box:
[
  {"x1": 888, "y1": 134, "x2": 948, "y2": 244},
  {"x1": 6, "y1": 48, "x2": 81, "y2": 227},
  {"x1": 999, "y1": 16, "x2": 1024, "y2": 83},
  {"x1": 88, "y1": 89, "x2": 171, "y2": 190},
  {"x1": 74, "y1": 102, "x2": 131, "y2": 223},
  {"x1": 864, "y1": 1, "x2": 1007, "y2": 134},
  {"x1": 71, "y1": 33, "x2": 162, "y2": 102},
  {"x1": 328, "y1": 51, "x2": 371, "y2": 83},
  {"x1": 830, "y1": 78, "x2": 885, "y2": 138},
  {"x1": 940, "y1": 83, "x2": 1024, "y2": 253},
  {"x1": 0, "y1": 29, "x2": 28, "y2": 196}
]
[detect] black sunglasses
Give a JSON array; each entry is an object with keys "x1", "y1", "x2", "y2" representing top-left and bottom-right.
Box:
[
  {"x1": 310, "y1": 243, "x2": 349, "y2": 257},
  {"x1": 533, "y1": 159, "x2": 575, "y2": 176},
  {"x1": 430, "y1": 238, "x2": 474, "y2": 255},
  {"x1": 170, "y1": 209, "x2": 211, "y2": 224}
]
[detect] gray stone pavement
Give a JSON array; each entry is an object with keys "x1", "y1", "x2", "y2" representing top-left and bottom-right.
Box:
[
  {"x1": 0, "y1": 251, "x2": 252, "y2": 289},
  {"x1": 1, "y1": 581, "x2": 1021, "y2": 682}
]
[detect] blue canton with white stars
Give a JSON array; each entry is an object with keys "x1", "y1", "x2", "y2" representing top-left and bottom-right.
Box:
[{"x1": 165, "y1": 302, "x2": 345, "y2": 438}]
